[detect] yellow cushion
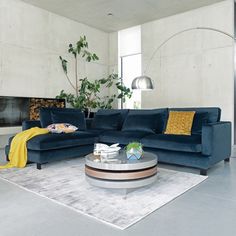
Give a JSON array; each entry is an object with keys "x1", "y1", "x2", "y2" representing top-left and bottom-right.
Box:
[{"x1": 164, "y1": 111, "x2": 195, "y2": 135}]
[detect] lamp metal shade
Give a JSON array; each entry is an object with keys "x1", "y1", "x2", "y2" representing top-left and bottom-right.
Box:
[{"x1": 131, "y1": 76, "x2": 154, "y2": 90}]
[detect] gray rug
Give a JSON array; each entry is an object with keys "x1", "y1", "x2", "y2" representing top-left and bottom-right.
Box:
[{"x1": 0, "y1": 158, "x2": 207, "y2": 229}]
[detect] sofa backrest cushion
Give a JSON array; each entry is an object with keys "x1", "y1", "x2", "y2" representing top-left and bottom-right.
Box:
[
  {"x1": 94, "y1": 109, "x2": 129, "y2": 129},
  {"x1": 123, "y1": 108, "x2": 168, "y2": 133},
  {"x1": 92, "y1": 113, "x2": 122, "y2": 130},
  {"x1": 122, "y1": 113, "x2": 160, "y2": 133},
  {"x1": 169, "y1": 107, "x2": 221, "y2": 123},
  {"x1": 51, "y1": 111, "x2": 86, "y2": 131},
  {"x1": 39, "y1": 107, "x2": 82, "y2": 128},
  {"x1": 191, "y1": 112, "x2": 209, "y2": 134}
]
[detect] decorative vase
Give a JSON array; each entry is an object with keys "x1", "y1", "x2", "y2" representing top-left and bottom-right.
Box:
[{"x1": 126, "y1": 147, "x2": 143, "y2": 160}]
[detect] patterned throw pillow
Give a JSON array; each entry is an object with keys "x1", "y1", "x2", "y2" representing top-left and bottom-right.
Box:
[
  {"x1": 47, "y1": 123, "x2": 78, "y2": 134},
  {"x1": 164, "y1": 111, "x2": 195, "y2": 136}
]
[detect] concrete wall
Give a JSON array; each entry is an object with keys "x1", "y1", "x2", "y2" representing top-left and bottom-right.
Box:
[
  {"x1": 0, "y1": 0, "x2": 110, "y2": 147},
  {"x1": 109, "y1": 32, "x2": 118, "y2": 75},
  {"x1": 0, "y1": 0, "x2": 109, "y2": 99},
  {"x1": 108, "y1": 32, "x2": 119, "y2": 108},
  {"x1": 141, "y1": 0, "x2": 234, "y2": 123},
  {"x1": 0, "y1": 0, "x2": 233, "y2": 123}
]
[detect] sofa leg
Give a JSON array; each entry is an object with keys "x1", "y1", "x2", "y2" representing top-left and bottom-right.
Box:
[
  {"x1": 224, "y1": 158, "x2": 230, "y2": 162},
  {"x1": 36, "y1": 163, "x2": 42, "y2": 170},
  {"x1": 200, "y1": 169, "x2": 207, "y2": 176}
]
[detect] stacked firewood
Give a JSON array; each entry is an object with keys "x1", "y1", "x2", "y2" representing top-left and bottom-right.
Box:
[{"x1": 29, "y1": 98, "x2": 65, "y2": 120}]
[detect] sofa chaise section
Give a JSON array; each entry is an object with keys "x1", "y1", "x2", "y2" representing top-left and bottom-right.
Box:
[{"x1": 5, "y1": 108, "x2": 98, "y2": 169}]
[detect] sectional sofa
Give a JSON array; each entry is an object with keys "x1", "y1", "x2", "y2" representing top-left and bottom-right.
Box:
[{"x1": 5, "y1": 107, "x2": 231, "y2": 175}]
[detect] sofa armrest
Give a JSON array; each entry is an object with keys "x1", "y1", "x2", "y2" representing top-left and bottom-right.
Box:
[
  {"x1": 202, "y1": 122, "x2": 231, "y2": 160},
  {"x1": 22, "y1": 120, "x2": 42, "y2": 131},
  {"x1": 86, "y1": 118, "x2": 94, "y2": 129}
]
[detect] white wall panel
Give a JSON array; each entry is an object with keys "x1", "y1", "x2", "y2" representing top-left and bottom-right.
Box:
[
  {"x1": 0, "y1": 0, "x2": 109, "y2": 98},
  {"x1": 141, "y1": 0, "x2": 234, "y2": 125}
]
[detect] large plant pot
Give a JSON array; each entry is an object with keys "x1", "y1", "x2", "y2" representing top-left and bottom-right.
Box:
[{"x1": 84, "y1": 109, "x2": 95, "y2": 118}]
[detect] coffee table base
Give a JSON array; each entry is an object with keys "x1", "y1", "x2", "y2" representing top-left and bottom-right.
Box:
[{"x1": 85, "y1": 174, "x2": 157, "y2": 189}]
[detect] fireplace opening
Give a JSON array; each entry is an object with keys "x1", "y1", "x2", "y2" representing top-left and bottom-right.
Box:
[{"x1": 0, "y1": 96, "x2": 65, "y2": 127}]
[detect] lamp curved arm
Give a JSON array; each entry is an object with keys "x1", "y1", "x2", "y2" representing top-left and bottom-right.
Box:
[{"x1": 143, "y1": 27, "x2": 235, "y2": 74}]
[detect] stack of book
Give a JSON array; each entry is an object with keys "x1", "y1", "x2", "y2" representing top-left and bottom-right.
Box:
[{"x1": 93, "y1": 143, "x2": 121, "y2": 159}]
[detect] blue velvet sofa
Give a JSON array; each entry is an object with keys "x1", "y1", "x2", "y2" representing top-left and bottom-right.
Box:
[{"x1": 5, "y1": 107, "x2": 231, "y2": 175}]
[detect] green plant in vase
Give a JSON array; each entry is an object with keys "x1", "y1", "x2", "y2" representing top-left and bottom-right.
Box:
[
  {"x1": 57, "y1": 35, "x2": 132, "y2": 118},
  {"x1": 125, "y1": 142, "x2": 143, "y2": 160}
]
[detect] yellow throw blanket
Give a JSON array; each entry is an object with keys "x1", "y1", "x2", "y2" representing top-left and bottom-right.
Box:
[{"x1": 0, "y1": 127, "x2": 49, "y2": 169}]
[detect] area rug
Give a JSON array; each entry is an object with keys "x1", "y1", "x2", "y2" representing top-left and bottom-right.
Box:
[{"x1": 0, "y1": 158, "x2": 207, "y2": 230}]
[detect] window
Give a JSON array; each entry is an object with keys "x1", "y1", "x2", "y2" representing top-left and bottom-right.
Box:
[
  {"x1": 118, "y1": 26, "x2": 141, "y2": 109},
  {"x1": 121, "y1": 54, "x2": 141, "y2": 109}
]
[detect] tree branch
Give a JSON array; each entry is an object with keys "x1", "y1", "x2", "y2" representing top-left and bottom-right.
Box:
[
  {"x1": 75, "y1": 56, "x2": 79, "y2": 97},
  {"x1": 63, "y1": 70, "x2": 76, "y2": 91}
]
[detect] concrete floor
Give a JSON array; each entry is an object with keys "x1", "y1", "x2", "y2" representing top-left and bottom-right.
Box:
[{"x1": 0, "y1": 149, "x2": 236, "y2": 236}]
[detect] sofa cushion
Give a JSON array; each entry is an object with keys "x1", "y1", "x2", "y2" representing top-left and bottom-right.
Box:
[
  {"x1": 169, "y1": 107, "x2": 221, "y2": 123},
  {"x1": 192, "y1": 112, "x2": 209, "y2": 134},
  {"x1": 47, "y1": 123, "x2": 78, "y2": 133},
  {"x1": 127, "y1": 108, "x2": 168, "y2": 133},
  {"x1": 99, "y1": 130, "x2": 152, "y2": 145},
  {"x1": 85, "y1": 129, "x2": 106, "y2": 135},
  {"x1": 51, "y1": 110, "x2": 86, "y2": 130},
  {"x1": 22, "y1": 120, "x2": 41, "y2": 130},
  {"x1": 26, "y1": 131, "x2": 96, "y2": 151},
  {"x1": 164, "y1": 111, "x2": 195, "y2": 136},
  {"x1": 141, "y1": 134, "x2": 202, "y2": 153},
  {"x1": 8, "y1": 136, "x2": 14, "y2": 145},
  {"x1": 122, "y1": 113, "x2": 163, "y2": 133},
  {"x1": 39, "y1": 107, "x2": 81, "y2": 128},
  {"x1": 95, "y1": 109, "x2": 129, "y2": 129},
  {"x1": 92, "y1": 113, "x2": 122, "y2": 130}
]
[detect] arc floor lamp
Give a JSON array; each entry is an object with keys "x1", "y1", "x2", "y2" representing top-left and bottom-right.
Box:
[{"x1": 131, "y1": 27, "x2": 235, "y2": 90}]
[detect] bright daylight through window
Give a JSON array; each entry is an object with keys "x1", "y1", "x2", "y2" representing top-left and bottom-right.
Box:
[{"x1": 118, "y1": 26, "x2": 141, "y2": 109}]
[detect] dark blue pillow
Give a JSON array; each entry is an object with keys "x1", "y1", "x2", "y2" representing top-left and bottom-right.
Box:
[
  {"x1": 51, "y1": 111, "x2": 86, "y2": 130},
  {"x1": 192, "y1": 112, "x2": 209, "y2": 134},
  {"x1": 96, "y1": 109, "x2": 129, "y2": 125},
  {"x1": 92, "y1": 113, "x2": 122, "y2": 130},
  {"x1": 40, "y1": 107, "x2": 81, "y2": 128},
  {"x1": 122, "y1": 113, "x2": 164, "y2": 133}
]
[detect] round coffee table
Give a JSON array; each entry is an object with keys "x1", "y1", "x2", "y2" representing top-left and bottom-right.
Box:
[{"x1": 85, "y1": 151, "x2": 158, "y2": 190}]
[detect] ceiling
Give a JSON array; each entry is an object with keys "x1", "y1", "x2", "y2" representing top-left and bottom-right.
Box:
[{"x1": 21, "y1": 0, "x2": 224, "y2": 32}]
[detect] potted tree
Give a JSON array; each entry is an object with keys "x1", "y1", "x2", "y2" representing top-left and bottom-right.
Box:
[{"x1": 57, "y1": 36, "x2": 132, "y2": 118}]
